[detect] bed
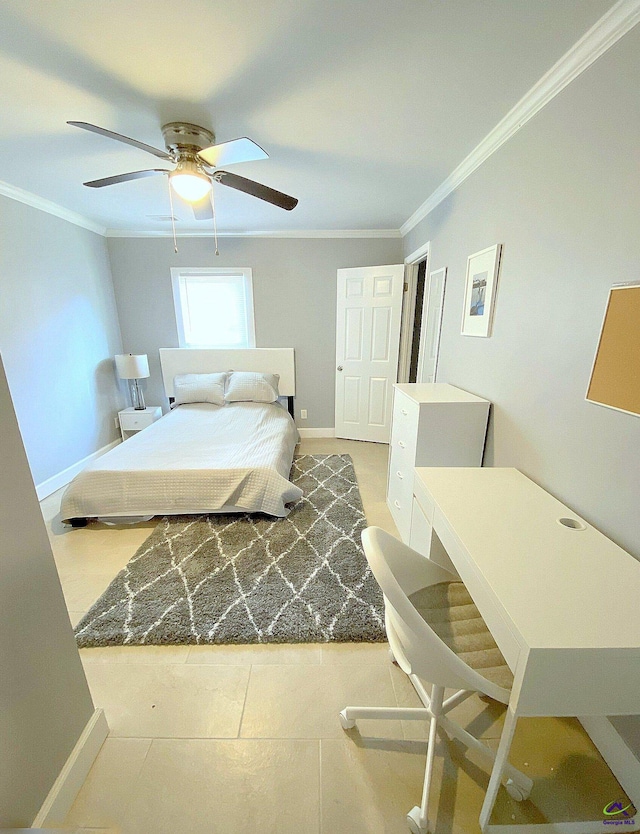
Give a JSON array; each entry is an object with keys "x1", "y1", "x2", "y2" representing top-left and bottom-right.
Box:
[{"x1": 60, "y1": 348, "x2": 302, "y2": 523}]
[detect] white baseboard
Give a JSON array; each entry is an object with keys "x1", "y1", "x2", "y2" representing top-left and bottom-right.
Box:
[
  {"x1": 36, "y1": 440, "x2": 121, "y2": 500},
  {"x1": 297, "y1": 427, "x2": 336, "y2": 438},
  {"x1": 32, "y1": 708, "x2": 109, "y2": 827},
  {"x1": 581, "y1": 716, "x2": 640, "y2": 808}
]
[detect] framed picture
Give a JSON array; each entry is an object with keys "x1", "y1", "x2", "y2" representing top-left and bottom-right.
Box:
[{"x1": 461, "y1": 244, "x2": 502, "y2": 337}]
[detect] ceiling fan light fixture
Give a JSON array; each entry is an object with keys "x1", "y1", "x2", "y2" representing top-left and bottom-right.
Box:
[
  {"x1": 169, "y1": 160, "x2": 212, "y2": 202},
  {"x1": 69, "y1": 121, "x2": 298, "y2": 211}
]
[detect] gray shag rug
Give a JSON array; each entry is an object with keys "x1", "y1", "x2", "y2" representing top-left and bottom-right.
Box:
[{"x1": 75, "y1": 454, "x2": 385, "y2": 647}]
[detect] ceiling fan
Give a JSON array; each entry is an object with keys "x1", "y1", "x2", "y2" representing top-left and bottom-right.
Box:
[{"x1": 68, "y1": 121, "x2": 298, "y2": 221}]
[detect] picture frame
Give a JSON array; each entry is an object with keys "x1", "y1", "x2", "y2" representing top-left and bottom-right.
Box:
[{"x1": 461, "y1": 244, "x2": 502, "y2": 337}]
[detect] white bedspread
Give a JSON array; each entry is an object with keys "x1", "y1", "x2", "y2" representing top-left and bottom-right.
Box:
[{"x1": 60, "y1": 402, "x2": 302, "y2": 520}]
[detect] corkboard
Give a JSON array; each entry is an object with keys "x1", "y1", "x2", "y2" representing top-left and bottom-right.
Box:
[{"x1": 586, "y1": 285, "x2": 640, "y2": 416}]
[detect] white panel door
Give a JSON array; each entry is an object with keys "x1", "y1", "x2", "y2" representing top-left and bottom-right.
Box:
[
  {"x1": 335, "y1": 264, "x2": 404, "y2": 442},
  {"x1": 418, "y1": 267, "x2": 447, "y2": 383}
]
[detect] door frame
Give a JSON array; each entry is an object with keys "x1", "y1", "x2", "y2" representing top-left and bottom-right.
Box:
[{"x1": 398, "y1": 241, "x2": 430, "y2": 383}]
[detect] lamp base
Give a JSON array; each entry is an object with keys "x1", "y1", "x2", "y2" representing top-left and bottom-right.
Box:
[{"x1": 131, "y1": 379, "x2": 146, "y2": 411}]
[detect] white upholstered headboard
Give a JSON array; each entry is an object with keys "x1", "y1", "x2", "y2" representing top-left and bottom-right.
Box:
[{"x1": 159, "y1": 348, "x2": 296, "y2": 398}]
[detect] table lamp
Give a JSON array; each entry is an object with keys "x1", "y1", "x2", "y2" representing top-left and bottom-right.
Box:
[{"x1": 115, "y1": 354, "x2": 150, "y2": 410}]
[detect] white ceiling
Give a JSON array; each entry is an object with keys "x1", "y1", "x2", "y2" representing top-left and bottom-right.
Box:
[{"x1": 0, "y1": 0, "x2": 615, "y2": 233}]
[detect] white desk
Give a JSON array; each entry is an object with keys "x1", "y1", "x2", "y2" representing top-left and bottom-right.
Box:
[{"x1": 413, "y1": 467, "x2": 640, "y2": 833}]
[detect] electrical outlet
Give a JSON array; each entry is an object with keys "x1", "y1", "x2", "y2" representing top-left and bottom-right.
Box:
[{"x1": 300, "y1": 409, "x2": 308, "y2": 419}]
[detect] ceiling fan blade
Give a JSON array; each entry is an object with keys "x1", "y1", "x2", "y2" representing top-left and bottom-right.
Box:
[
  {"x1": 191, "y1": 196, "x2": 214, "y2": 221},
  {"x1": 198, "y1": 137, "x2": 268, "y2": 168},
  {"x1": 215, "y1": 171, "x2": 298, "y2": 211},
  {"x1": 68, "y1": 121, "x2": 173, "y2": 161},
  {"x1": 83, "y1": 169, "x2": 170, "y2": 188}
]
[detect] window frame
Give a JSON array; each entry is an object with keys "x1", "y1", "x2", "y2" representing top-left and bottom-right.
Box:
[{"x1": 170, "y1": 267, "x2": 256, "y2": 349}]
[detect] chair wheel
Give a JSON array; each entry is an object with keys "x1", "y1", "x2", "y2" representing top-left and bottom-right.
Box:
[
  {"x1": 505, "y1": 778, "x2": 530, "y2": 802},
  {"x1": 407, "y1": 806, "x2": 429, "y2": 834},
  {"x1": 339, "y1": 710, "x2": 356, "y2": 730}
]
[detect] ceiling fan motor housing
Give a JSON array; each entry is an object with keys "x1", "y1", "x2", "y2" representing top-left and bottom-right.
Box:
[{"x1": 161, "y1": 122, "x2": 215, "y2": 158}]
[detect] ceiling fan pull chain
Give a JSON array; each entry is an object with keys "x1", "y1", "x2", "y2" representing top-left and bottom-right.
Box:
[
  {"x1": 167, "y1": 176, "x2": 179, "y2": 253},
  {"x1": 210, "y1": 184, "x2": 220, "y2": 256}
]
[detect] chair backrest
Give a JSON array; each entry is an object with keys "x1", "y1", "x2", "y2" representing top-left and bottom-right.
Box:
[{"x1": 362, "y1": 527, "x2": 511, "y2": 703}]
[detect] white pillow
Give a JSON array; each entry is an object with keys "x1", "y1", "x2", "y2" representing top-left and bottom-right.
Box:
[
  {"x1": 173, "y1": 372, "x2": 227, "y2": 406},
  {"x1": 225, "y1": 371, "x2": 280, "y2": 403}
]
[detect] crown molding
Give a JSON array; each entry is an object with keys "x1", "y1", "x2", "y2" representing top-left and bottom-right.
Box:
[
  {"x1": 0, "y1": 177, "x2": 400, "y2": 239},
  {"x1": 400, "y1": 0, "x2": 640, "y2": 237},
  {"x1": 0, "y1": 180, "x2": 106, "y2": 235},
  {"x1": 105, "y1": 228, "x2": 402, "y2": 239}
]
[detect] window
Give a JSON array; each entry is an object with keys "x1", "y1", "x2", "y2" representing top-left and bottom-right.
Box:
[{"x1": 171, "y1": 268, "x2": 256, "y2": 348}]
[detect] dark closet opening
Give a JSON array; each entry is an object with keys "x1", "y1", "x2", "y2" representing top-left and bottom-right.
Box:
[{"x1": 409, "y1": 260, "x2": 427, "y2": 383}]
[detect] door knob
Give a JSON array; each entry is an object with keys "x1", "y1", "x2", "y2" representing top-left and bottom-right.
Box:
[{"x1": 337, "y1": 366, "x2": 343, "y2": 371}]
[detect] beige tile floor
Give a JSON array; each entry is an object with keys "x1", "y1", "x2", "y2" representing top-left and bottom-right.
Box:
[{"x1": 40, "y1": 438, "x2": 628, "y2": 834}]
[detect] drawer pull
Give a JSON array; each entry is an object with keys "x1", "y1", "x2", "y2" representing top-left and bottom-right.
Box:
[
  {"x1": 398, "y1": 440, "x2": 406, "y2": 449},
  {"x1": 401, "y1": 409, "x2": 408, "y2": 415},
  {"x1": 396, "y1": 471, "x2": 404, "y2": 479},
  {"x1": 394, "y1": 500, "x2": 401, "y2": 509}
]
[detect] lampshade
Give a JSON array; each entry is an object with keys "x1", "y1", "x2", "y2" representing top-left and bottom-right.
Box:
[{"x1": 115, "y1": 354, "x2": 150, "y2": 380}]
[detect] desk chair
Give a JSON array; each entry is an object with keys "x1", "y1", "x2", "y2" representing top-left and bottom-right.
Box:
[{"x1": 339, "y1": 527, "x2": 533, "y2": 834}]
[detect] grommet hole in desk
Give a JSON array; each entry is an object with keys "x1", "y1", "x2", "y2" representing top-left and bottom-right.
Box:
[{"x1": 557, "y1": 517, "x2": 587, "y2": 531}]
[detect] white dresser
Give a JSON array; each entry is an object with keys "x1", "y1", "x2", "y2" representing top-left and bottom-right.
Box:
[{"x1": 387, "y1": 383, "x2": 490, "y2": 541}]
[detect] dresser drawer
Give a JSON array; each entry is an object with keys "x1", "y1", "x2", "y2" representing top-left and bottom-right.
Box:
[
  {"x1": 392, "y1": 389, "x2": 419, "y2": 426},
  {"x1": 388, "y1": 448, "x2": 413, "y2": 493},
  {"x1": 388, "y1": 459, "x2": 412, "y2": 491},
  {"x1": 391, "y1": 391, "x2": 417, "y2": 445},
  {"x1": 390, "y1": 430, "x2": 416, "y2": 455},
  {"x1": 389, "y1": 436, "x2": 416, "y2": 479}
]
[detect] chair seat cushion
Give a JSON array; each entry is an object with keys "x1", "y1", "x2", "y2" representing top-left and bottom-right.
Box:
[{"x1": 410, "y1": 581, "x2": 513, "y2": 690}]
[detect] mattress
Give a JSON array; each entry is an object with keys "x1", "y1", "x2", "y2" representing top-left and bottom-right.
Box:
[{"x1": 60, "y1": 401, "x2": 302, "y2": 520}]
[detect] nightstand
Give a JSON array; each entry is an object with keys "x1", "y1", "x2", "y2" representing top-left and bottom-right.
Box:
[{"x1": 118, "y1": 406, "x2": 162, "y2": 440}]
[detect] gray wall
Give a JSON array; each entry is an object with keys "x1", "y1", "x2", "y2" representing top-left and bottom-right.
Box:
[
  {"x1": 107, "y1": 236, "x2": 403, "y2": 427},
  {"x1": 0, "y1": 197, "x2": 125, "y2": 486},
  {"x1": 404, "y1": 26, "x2": 640, "y2": 561},
  {"x1": 0, "y1": 354, "x2": 95, "y2": 827},
  {"x1": 404, "y1": 28, "x2": 640, "y2": 759}
]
